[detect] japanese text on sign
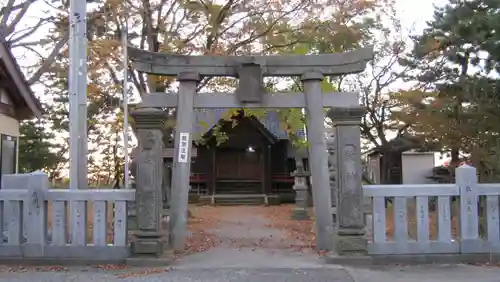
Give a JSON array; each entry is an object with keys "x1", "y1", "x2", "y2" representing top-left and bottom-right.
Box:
[{"x1": 178, "y1": 133, "x2": 190, "y2": 163}]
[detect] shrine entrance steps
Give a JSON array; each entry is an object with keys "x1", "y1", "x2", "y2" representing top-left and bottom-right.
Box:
[
  {"x1": 215, "y1": 181, "x2": 261, "y2": 195},
  {"x1": 199, "y1": 194, "x2": 280, "y2": 206}
]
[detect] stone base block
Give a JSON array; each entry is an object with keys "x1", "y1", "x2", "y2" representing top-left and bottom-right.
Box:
[
  {"x1": 132, "y1": 237, "x2": 163, "y2": 256},
  {"x1": 334, "y1": 232, "x2": 367, "y2": 255},
  {"x1": 291, "y1": 208, "x2": 310, "y2": 220}
]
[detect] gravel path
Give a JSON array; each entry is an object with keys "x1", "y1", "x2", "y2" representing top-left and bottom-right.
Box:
[{"x1": 2, "y1": 263, "x2": 500, "y2": 282}]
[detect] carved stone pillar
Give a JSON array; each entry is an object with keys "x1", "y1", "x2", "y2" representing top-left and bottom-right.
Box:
[
  {"x1": 291, "y1": 157, "x2": 310, "y2": 220},
  {"x1": 302, "y1": 72, "x2": 334, "y2": 251},
  {"x1": 326, "y1": 133, "x2": 337, "y2": 226},
  {"x1": 130, "y1": 106, "x2": 167, "y2": 256},
  {"x1": 329, "y1": 107, "x2": 367, "y2": 255}
]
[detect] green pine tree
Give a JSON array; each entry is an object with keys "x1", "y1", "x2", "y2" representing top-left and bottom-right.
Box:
[
  {"x1": 18, "y1": 104, "x2": 66, "y2": 180},
  {"x1": 398, "y1": 0, "x2": 500, "y2": 180}
]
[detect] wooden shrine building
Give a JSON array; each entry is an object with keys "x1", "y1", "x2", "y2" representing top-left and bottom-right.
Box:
[{"x1": 163, "y1": 109, "x2": 305, "y2": 202}]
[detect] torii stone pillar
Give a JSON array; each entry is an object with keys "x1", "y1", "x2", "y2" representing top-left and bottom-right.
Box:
[
  {"x1": 170, "y1": 72, "x2": 200, "y2": 251},
  {"x1": 329, "y1": 107, "x2": 367, "y2": 255},
  {"x1": 130, "y1": 106, "x2": 167, "y2": 256},
  {"x1": 302, "y1": 72, "x2": 334, "y2": 251}
]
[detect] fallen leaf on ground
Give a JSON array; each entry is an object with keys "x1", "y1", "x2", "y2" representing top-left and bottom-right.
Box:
[
  {"x1": 115, "y1": 267, "x2": 169, "y2": 279},
  {"x1": 0, "y1": 266, "x2": 28, "y2": 273},
  {"x1": 259, "y1": 205, "x2": 317, "y2": 252},
  {"x1": 92, "y1": 264, "x2": 128, "y2": 270},
  {"x1": 0, "y1": 265, "x2": 70, "y2": 273},
  {"x1": 36, "y1": 266, "x2": 68, "y2": 272},
  {"x1": 173, "y1": 206, "x2": 224, "y2": 258},
  {"x1": 178, "y1": 205, "x2": 322, "y2": 257}
]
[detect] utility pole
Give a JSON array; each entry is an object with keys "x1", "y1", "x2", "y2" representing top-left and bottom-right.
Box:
[
  {"x1": 68, "y1": 0, "x2": 88, "y2": 239},
  {"x1": 68, "y1": 0, "x2": 88, "y2": 190},
  {"x1": 121, "y1": 5, "x2": 130, "y2": 189}
]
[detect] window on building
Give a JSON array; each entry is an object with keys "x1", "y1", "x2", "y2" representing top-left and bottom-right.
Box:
[
  {"x1": 0, "y1": 88, "x2": 12, "y2": 105},
  {"x1": 0, "y1": 134, "x2": 17, "y2": 184}
]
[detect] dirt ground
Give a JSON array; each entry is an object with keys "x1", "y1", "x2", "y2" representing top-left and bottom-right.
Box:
[
  {"x1": 178, "y1": 205, "x2": 319, "y2": 258},
  {"x1": 172, "y1": 204, "x2": 323, "y2": 268}
]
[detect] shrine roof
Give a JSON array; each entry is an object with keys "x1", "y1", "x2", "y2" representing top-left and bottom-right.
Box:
[{"x1": 193, "y1": 109, "x2": 305, "y2": 140}]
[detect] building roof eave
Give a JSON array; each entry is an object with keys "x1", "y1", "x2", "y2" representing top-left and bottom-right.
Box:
[{"x1": 0, "y1": 36, "x2": 43, "y2": 119}]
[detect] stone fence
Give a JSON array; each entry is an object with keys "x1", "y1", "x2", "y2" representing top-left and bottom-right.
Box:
[
  {"x1": 0, "y1": 172, "x2": 134, "y2": 264},
  {"x1": 363, "y1": 164, "x2": 500, "y2": 263}
]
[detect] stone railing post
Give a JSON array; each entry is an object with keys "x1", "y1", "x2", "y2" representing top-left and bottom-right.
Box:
[
  {"x1": 457, "y1": 164, "x2": 479, "y2": 252},
  {"x1": 329, "y1": 107, "x2": 366, "y2": 255},
  {"x1": 302, "y1": 72, "x2": 334, "y2": 251},
  {"x1": 2, "y1": 172, "x2": 49, "y2": 251},
  {"x1": 170, "y1": 71, "x2": 199, "y2": 251},
  {"x1": 130, "y1": 105, "x2": 167, "y2": 257},
  {"x1": 25, "y1": 171, "x2": 49, "y2": 257},
  {"x1": 291, "y1": 157, "x2": 310, "y2": 220}
]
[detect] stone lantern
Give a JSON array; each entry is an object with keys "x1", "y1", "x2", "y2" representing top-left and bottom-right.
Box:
[{"x1": 291, "y1": 158, "x2": 310, "y2": 220}]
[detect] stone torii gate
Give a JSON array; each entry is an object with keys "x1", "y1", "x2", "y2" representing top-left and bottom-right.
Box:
[{"x1": 129, "y1": 47, "x2": 373, "y2": 256}]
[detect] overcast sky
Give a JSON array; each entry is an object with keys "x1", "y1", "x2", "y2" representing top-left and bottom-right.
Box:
[{"x1": 396, "y1": 0, "x2": 448, "y2": 32}]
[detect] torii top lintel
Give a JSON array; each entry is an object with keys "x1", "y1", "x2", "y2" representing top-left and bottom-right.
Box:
[{"x1": 127, "y1": 46, "x2": 374, "y2": 77}]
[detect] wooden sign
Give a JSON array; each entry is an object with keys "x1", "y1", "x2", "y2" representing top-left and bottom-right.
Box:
[{"x1": 235, "y1": 63, "x2": 264, "y2": 103}]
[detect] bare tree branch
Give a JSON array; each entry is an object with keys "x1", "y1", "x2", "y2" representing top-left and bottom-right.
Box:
[
  {"x1": 27, "y1": 37, "x2": 68, "y2": 84},
  {"x1": 0, "y1": 0, "x2": 19, "y2": 26},
  {"x1": 8, "y1": 17, "x2": 54, "y2": 45},
  {"x1": 3, "y1": 0, "x2": 38, "y2": 36}
]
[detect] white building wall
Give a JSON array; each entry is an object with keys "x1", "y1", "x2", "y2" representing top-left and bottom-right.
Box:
[{"x1": 401, "y1": 151, "x2": 435, "y2": 184}]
